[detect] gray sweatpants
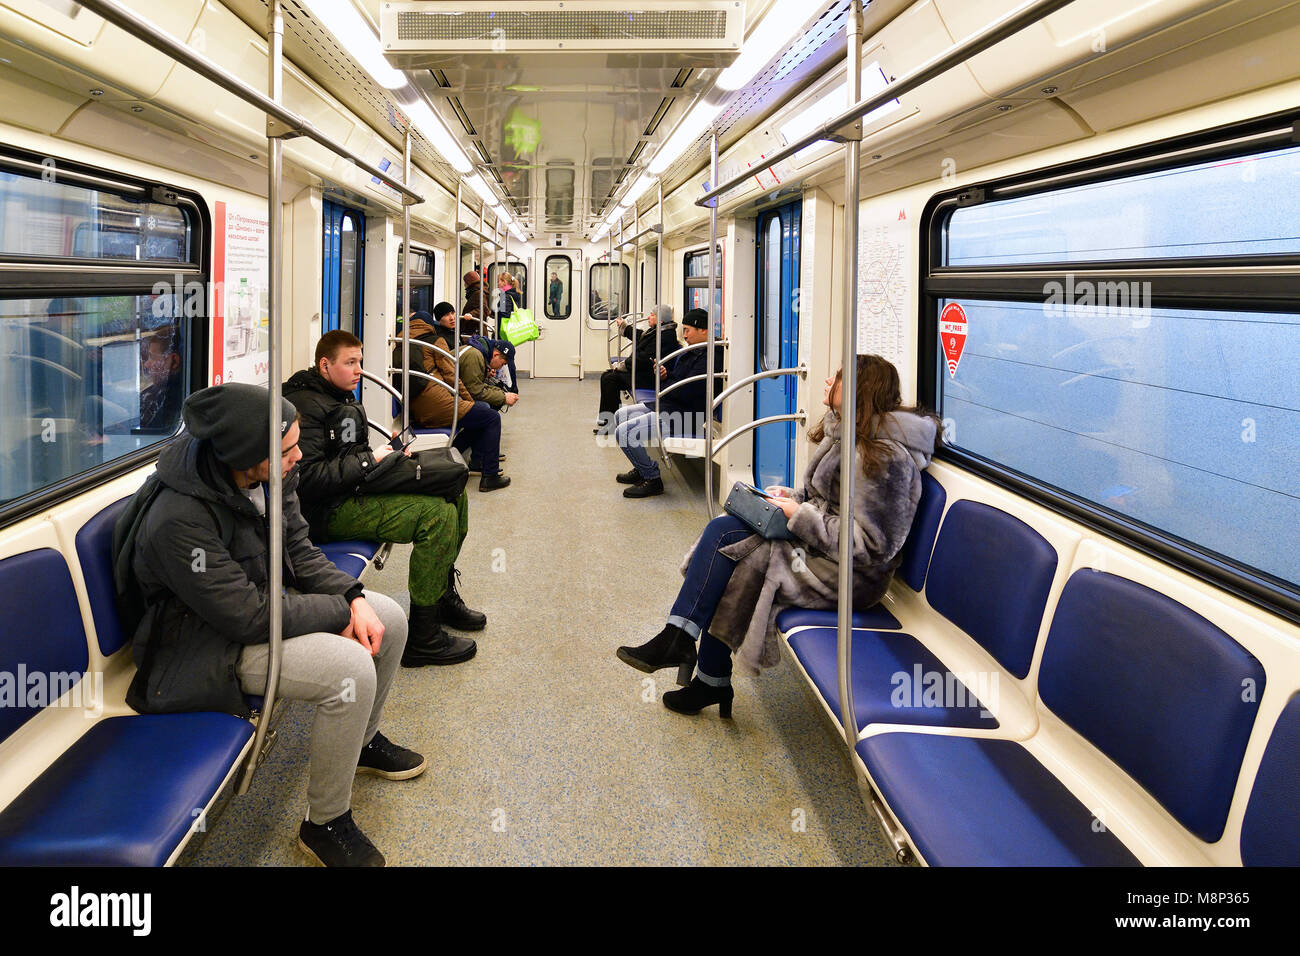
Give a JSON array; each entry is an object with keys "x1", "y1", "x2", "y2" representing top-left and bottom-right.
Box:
[{"x1": 235, "y1": 589, "x2": 408, "y2": 824}]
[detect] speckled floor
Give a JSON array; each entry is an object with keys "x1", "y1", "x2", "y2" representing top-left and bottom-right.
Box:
[{"x1": 184, "y1": 379, "x2": 900, "y2": 866}]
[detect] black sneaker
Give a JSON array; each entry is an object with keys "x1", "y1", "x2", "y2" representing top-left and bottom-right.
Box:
[
  {"x1": 615, "y1": 468, "x2": 642, "y2": 484},
  {"x1": 623, "y1": 477, "x2": 664, "y2": 498},
  {"x1": 297, "y1": 811, "x2": 385, "y2": 867},
  {"x1": 356, "y1": 731, "x2": 428, "y2": 780},
  {"x1": 479, "y1": 473, "x2": 511, "y2": 492}
]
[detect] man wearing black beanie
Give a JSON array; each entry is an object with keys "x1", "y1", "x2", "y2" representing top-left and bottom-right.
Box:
[{"x1": 125, "y1": 382, "x2": 423, "y2": 867}]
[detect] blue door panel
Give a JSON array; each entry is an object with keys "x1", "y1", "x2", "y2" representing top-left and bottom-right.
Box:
[{"x1": 755, "y1": 202, "x2": 801, "y2": 488}]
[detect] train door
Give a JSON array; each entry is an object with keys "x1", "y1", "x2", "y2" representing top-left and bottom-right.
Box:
[
  {"x1": 754, "y1": 201, "x2": 801, "y2": 488},
  {"x1": 534, "y1": 250, "x2": 582, "y2": 377},
  {"x1": 322, "y1": 199, "x2": 364, "y2": 335}
]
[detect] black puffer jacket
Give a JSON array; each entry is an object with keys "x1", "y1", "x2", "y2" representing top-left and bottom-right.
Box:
[
  {"x1": 282, "y1": 367, "x2": 378, "y2": 539},
  {"x1": 129, "y1": 436, "x2": 362, "y2": 715},
  {"x1": 621, "y1": 320, "x2": 678, "y2": 384}
]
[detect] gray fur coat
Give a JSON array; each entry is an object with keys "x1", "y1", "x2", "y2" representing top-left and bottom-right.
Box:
[{"x1": 684, "y1": 409, "x2": 938, "y2": 673}]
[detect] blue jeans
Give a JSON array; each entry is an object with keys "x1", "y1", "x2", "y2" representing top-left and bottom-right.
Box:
[
  {"x1": 451, "y1": 400, "x2": 501, "y2": 475},
  {"x1": 613, "y1": 403, "x2": 665, "y2": 480},
  {"x1": 667, "y1": 515, "x2": 750, "y2": 685}
]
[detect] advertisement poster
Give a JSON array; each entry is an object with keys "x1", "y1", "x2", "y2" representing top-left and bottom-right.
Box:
[{"x1": 211, "y1": 201, "x2": 270, "y2": 386}]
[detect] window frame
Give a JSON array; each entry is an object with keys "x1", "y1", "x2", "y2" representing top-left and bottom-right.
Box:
[
  {"x1": 918, "y1": 107, "x2": 1300, "y2": 625},
  {"x1": 0, "y1": 146, "x2": 210, "y2": 531},
  {"x1": 587, "y1": 262, "x2": 629, "y2": 320},
  {"x1": 543, "y1": 255, "x2": 572, "y2": 320},
  {"x1": 683, "y1": 244, "x2": 724, "y2": 324}
]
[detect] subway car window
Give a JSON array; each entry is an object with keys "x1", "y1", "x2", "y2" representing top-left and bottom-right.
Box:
[
  {"x1": 929, "y1": 137, "x2": 1300, "y2": 605},
  {"x1": 0, "y1": 155, "x2": 202, "y2": 522},
  {"x1": 588, "y1": 262, "x2": 628, "y2": 320},
  {"x1": 683, "y1": 247, "x2": 723, "y2": 322},
  {"x1": 486, "y1": 260, "x2": 528, "y2": 308},
  {"x1": 544, "y1": 255, "x2": 571, "y2": 319},
  {"x1": 947, "y1": 144, "x2": 1300, "y2": 266},
  {"x1": 0, "y1": 170, "x2": 191, "y2": 262}
]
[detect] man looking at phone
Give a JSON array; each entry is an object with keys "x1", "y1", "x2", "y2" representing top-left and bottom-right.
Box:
[{"x1": 283, "y1": 330, "x2": 481, "y2": 667}]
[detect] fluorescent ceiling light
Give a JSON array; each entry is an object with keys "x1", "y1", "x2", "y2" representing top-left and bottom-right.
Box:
[
  {"x1": 648, "y1": 100, "x2": 722, "y2": 176},
  {"x1": 463, "y1": 173, "x2": 499, "y2": 206},
  {"x1": 301, "y1": 0, "x2": 406, "y2": 90},
  {"x1": 716, "y1": 0, "x2": 814, "y2": 92},
  {"x1": 623, "y1": 173, "x2": 656, "y2": 207},
  {"x1": 402, "y1": 98, "x2": 473, "y2": 174},
  {"x1": 779, "y1": 63, "x2": 900, "y2": 159}
]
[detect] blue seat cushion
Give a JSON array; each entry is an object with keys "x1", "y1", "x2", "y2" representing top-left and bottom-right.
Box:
[
  {"x1": 925, "y1": 500, "x2": 1057, "y2": 679},
  {"x1": 414, "y1": 427, "x2": 451, "y2": 438},
  {"x1": 777, "y1": 604, "x2": 901, "y2": 632},
  {"x1": 0, "y1": 549, "x2": 90, "y2": 744},
  {"x1": 321, "y1": 550, "x2": 367, "y2": 579},
  {"x1": 1039, "y1": 570, "x2": 1264, "y2": 844},
  {"x1": 1241, "y1": 693, "x2": 1300, "y2": 866},
  {"x1": 788, "y1": 628, "x2": 998, "y2": 731},
  {"x1": 858, "y1": 732, "x2": 1140, "y2": 866},
  {"x1": 895, "y1": 471, "x2": 946, "y2": 593},
  {"x1": 633, "y1": 389, "x2": 657, "y2": 405},
  {"x1": 0, "y1": 713, "x2": 253, "y2": 865},
  {"x1": 74, "y1": 497, "x2": 133, "y2": 657},
  {"x1": 323, "y1": 540, "x2": 379, "y2": 561}
]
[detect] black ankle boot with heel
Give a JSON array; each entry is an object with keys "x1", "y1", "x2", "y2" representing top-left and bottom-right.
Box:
[
  {"x1": 616, "y1": 624, "x2": 697, "y2": 686},
  {"x1": 662, "y1": 678, "x2": 734, "y2": 718}
]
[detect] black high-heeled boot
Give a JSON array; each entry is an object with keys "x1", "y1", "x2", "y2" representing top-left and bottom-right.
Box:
[
  {"x1": 616, "y1": 624, "x2": 697, "y2": 686},
  {"x1": 662, "y1": 678, "x2": 734, "y2": 719}
]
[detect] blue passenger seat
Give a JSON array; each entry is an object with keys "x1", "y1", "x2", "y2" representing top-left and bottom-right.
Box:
[
  {"x1": 777, "y1": 471, "x2": 948, "y2": 635},
  {"x1": 857, "y1": 569, "x2": 1266, "y2": 865},
  {"x1": 1239, "y1": 693, "x2": 1300, "y2": 866},
  {"x1": 0, "y1": 543, "x2": 253, "y2": 866},
  {"x1": 74, "y1": 497, "x2": 132, "y2": 657}
]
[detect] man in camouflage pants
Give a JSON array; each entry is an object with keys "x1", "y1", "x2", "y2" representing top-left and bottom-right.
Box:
[{"x1": 284, "y1": 330, "x2": 482, "y2": 666}]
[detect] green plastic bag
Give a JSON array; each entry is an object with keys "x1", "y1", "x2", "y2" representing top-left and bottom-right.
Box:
[{"x1": 503, "y1": 307, "x2": 539, "y2": 346}]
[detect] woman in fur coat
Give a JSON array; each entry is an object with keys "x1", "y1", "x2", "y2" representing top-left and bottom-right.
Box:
[{"x1": 616, "y1": 354, "x2": 940, "y2": 717}]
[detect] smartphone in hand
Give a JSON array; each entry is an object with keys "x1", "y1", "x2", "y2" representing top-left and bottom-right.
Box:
[{"x1": 388, "y1": 425, "x2": 416, "y2": 452}]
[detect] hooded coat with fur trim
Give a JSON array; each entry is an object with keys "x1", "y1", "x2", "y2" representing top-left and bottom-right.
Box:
[{"x1": 688, "y1": 408, "x2": 938, "y2": 673}]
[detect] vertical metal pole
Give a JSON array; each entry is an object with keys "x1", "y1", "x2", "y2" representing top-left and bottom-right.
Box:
[
  {"x1": 837, "y1": 0, "x2": 864, "y2": 749},
  {"x1": 631, "y1": 206, "x2": 640, "y2": 403},
  {"x1": 617, "y1": 216, "x2": 626, "y2": 371},
  {"x1": 503, "y1": 218, "x2": 511, "y2": 326},
  {"x1": 401, "y1": 130, "x2": 411, "y2": 433},
  {"x1": 240, "y1": 0, "x2": 285, "y2": 793},
  {"x1": 607, "y1": 225, "x2": 615, "y2": 363},
  {"x1": 655, "y1": 181, "x2": 664, "y2": 463},
  {"x1": 705, "y1": 131, "x2": 719, "y2": 517},
  {"x1": 451, "y1": 182, "x2": 462, "y2": 436},
  {"x1": 477, "y1": 206, "x2": 485, "y2": 329}
]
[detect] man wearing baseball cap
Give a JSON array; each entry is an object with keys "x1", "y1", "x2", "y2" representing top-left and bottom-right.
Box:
[
  {"x1": 611, "y1": 308, "x2": 724, "y2": 498},
  {"x1": 124, "y1": 383, "x2": 422, "y2": 866}
]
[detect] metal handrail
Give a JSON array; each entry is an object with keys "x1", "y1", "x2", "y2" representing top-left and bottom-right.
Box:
[
  {"x1": 388, "y1": 366, "x2": 457, "y2": 397},
  {"x1": 613, "y1": 223, "x2": 663, "y2": 249},
  {"x1": 710, "y1": 411, "x2": 807, "y2": 459},
  {"x1": 359, "y1": 368, "x2": 401, "y2": 401},
  {"x1": 77, "y1": 0, "x2": 423, "y2": 205},
  {"x1": 388, "y1": 334, "x2": 457, "y2": 367},
  {"x1": 693, "y1": 0, "x2": 1077, "y2": 209},
  {"x1": 710, "y1": 365, "x2": 806, "y2": 411},
  {"x1": 657, "y1": 370, "x2": 728, "y2": 402},
  {"x1": 658, "y1": 339, "x2": 730, "y2": 365},
  {"x1": 456, "y1": 221, "x2": 502, "y2": 247}
]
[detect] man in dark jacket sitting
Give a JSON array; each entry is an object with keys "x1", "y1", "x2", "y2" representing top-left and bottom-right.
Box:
[
  {"x1": 595, "y1": 304, "x2": 676, "y2": 431},
  {"x1": 611, "y1": 308, "x2": 724, "y2": 499},
  {"x1": 127, "y1": 383, "x2": 422, "y2": 866},
  {"x1": 283, "y1": 330, "x2": 483, "y2": 664}
]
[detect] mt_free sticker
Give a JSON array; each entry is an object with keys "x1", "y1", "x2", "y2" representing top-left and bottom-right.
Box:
[{"x1": 940, "y1": 302, "x2": 968, "y2": 377}]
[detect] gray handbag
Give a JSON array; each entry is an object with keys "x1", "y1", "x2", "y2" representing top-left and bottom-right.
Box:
[{"x1": 723, "y1": 482, "x2": 795, "y2": 540}]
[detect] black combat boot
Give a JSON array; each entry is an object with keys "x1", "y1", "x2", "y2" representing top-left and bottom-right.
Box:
[
  {"x1": 434, "y1": 567, "x2": 487, "y2": 631},
  {"x1": 402, "y1": 604, "x2": 476, "y2": 667}
]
